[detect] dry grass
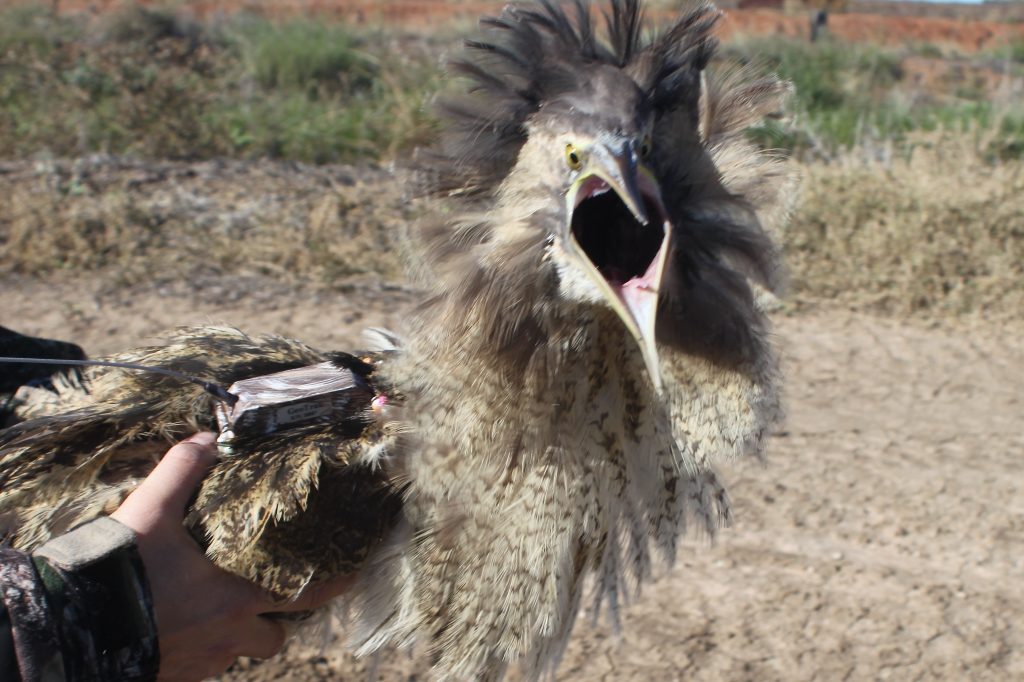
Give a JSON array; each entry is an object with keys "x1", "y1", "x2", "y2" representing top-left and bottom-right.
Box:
[
  {"x1": 2, "y1": 136, "x2": 1021, "y2": 319},
  {"x1": 1, "y1": 7, "x2": 1021, "y2": 320},
  {"x1": 0, "y1": 5, "x2": 441, "y2": 163},
  {"x1": 0, "y1": 158, "x2": 412, "y2": 290},
  {"x1": 786, "y1": 135, "x2": 1024, "y2": 317}
]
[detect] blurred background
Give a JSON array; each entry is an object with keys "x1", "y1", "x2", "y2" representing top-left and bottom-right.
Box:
[
  {"x1": 0, "y1": 1, "x2": 1021, "y2": 680},
  {"x1": 0, "y1": 0, "x2": 1021, "y2": 314}
]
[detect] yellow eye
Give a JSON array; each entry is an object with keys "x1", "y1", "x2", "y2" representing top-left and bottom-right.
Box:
[
  {"x1": 565, "y1": 143, "x2": 582, "y2": 170},
  {"x1": 639, "y1": 134, "x2": 653, "y2": 160}
]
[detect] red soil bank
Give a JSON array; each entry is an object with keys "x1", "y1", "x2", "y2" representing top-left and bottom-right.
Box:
[{"x1": 27, "y1": 1, "x2": 1024, "y2": 52}]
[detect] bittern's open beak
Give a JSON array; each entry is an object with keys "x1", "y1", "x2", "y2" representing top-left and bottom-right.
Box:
[{"x1": 564, "y1": 141, "x2": 672, "y2": 392}]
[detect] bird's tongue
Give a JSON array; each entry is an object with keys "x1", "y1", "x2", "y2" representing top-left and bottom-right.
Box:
[{"x1": 604, "y1": 240, "x2": 666, "y2": 345}]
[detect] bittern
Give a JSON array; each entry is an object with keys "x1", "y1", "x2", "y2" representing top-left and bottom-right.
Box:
[{"x1": 0, "y1": 1, "x2": 793, "y2": 679}]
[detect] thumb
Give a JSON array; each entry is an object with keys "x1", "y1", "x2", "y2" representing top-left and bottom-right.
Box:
[
  {"x1": 114, "y1": 432, "x2": 218, "y2": 526},
  {"x1": 266, "y1": 573, "x2": 356, "y2": 614}
]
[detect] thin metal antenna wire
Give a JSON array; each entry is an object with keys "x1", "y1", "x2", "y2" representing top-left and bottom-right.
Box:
[{"x1": 0, "y1": 357, "x2": 238, "y2": 405}]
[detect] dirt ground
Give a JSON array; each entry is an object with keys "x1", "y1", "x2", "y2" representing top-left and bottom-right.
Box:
[{"x1": 2, "y1": 269, "x2": 1021, "y2": 680}]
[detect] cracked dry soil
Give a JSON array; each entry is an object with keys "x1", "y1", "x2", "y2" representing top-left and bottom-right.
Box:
[
  {"x1": 4, "y1": 276, "x2": 1021, "y2": 681},
  {"x1": 1, "y1": 151, "x2": 1021, "y2": 682}
]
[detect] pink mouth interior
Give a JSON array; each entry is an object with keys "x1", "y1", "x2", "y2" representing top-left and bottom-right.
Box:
[
  {"x1": 571, "y1": 176, "x2": 668, "y2": 300},
  {"x1": 616, "y1": 242, "x2": 665, "y2": 336}
]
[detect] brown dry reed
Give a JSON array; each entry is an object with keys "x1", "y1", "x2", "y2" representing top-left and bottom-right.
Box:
[
  {"x1": 786, "y1": 133, "x2": 1023, "y2": 317},
  {"x1": 2, "y1": 134, "x2": 1021, "y2": 318},
  {"x1": 0, "y1": 158, "x2": 411, "y2": 290}
]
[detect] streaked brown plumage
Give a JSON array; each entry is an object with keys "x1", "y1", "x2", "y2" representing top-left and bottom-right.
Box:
[
  {"x1": 0, "y1": 2, "x2": 794, "y2": 679},
  {"x1": 0, "y1": 328, "x2": 402, "y2": 596}
]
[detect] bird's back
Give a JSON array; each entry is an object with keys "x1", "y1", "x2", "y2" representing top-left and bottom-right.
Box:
[{"x1": 0, "y1": 326, "x2": 402, "y2": 598}]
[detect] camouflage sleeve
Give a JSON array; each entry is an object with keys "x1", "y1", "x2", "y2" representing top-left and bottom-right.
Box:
[{"x1": 0, "y1": 517, "x2": 160, "y2": 681}]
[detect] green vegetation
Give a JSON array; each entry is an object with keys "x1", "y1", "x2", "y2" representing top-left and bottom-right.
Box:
[
  {"x1": 2, "y1": 6, "x2": 1022, "y2": 163},
  {"x1": 0, "y1": 5, "x2": 439, "y2": 163},
  {"x1": 722, "y1": 36, "x2": 1024, "y2": 159},
  {"x1": 991, "y1": 38, "x2": 1024, "y2": 64}
]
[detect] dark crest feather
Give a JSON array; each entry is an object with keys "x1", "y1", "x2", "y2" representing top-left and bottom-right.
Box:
[
  {"x1": 603, "y1": 0, "x2": 643, "y2": 65},
  {"x1": 420, "y1": 0, "x2": 721, "y2": 198}
]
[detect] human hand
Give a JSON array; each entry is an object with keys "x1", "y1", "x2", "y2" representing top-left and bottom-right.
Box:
[{"x1": 111, "y1": 432, "x2": 352, "y2": 682}]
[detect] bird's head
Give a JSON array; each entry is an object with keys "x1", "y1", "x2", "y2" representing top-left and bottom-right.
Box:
[
  {"x1": 416, "y1": 1, "x2": 790, "y2": 388},
  {"x1": 510, "y1": 67, "x2": 671, "y2": 388}
]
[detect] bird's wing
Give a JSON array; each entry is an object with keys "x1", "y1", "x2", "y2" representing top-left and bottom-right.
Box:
[{"x1": 0, "y1": 326, "x2": 402, "y2": 598}]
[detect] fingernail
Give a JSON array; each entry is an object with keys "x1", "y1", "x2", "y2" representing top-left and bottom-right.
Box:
[{"x1": 183, "y1": 431, "x2": 217, "y2": 446}]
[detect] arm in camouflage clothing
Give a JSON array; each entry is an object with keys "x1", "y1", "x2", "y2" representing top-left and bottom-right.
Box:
[
  {"x1": 2, "y1": 433, "x2": 356, "y2": 682},
  {"x1": 0, "y1": 519, "x2": 159, "y2": 681}
]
